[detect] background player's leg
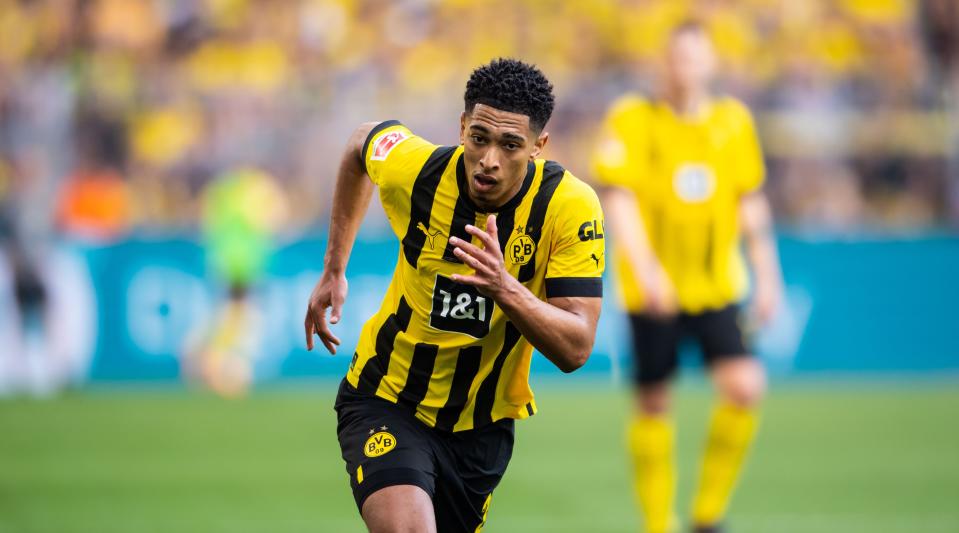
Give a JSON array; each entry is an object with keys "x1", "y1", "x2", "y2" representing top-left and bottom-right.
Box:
[
  {"x1": 627, "y1": 313, "x2": 681, "y2": 533},
  {"x1": 691, "y1": 356, "x2": 765, "y2": 530},
  {"x1": 630, "y1": 383, "x2": 677, "y2": 533},
  {"x1": 362, "y1": 484, "x2": 437, "y2": 533}
]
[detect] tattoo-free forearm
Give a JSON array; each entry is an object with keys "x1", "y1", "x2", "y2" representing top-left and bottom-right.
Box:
[
  {"x1": 740, "y1": 192, "x2": 782, "y2": 291},
  {"x1": 601, "y1": 187, "x2": 662, "y2": 285},
  {"x1": 493, "y1": 277, "x2": 599, "y2": 373}
]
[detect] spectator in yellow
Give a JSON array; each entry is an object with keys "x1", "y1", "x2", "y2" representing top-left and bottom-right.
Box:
[{"x1": 592, "y1": 21, "x2": 783, "y2": 533}]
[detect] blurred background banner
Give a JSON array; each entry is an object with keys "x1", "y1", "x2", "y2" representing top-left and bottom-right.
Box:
[
  {"x1": 0, "y1": 0, "x2": 957, "y2": 388},
  {"x1": 6, "y1": 232, "x2": 953, "y2": 384}
]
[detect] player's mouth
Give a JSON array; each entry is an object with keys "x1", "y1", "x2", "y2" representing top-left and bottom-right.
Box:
[{"x1": 472, "y1": 173, "x2": 498, "y2": 194}]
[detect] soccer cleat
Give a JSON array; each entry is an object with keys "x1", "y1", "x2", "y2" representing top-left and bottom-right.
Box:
[{"x1": 692, "y1": 525, "x2": 723, "y2": 533}]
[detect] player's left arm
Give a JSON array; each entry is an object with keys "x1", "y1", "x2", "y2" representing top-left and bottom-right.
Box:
[
  {"x1": 733, "y1": 101, "x2": 784, "y2": 326},
  {"x1": 449, "y1": 215, "x2": 600, "y2": 373},
  {"x1": 740, "y1": 191, "x2": 783, "y2": 326}
]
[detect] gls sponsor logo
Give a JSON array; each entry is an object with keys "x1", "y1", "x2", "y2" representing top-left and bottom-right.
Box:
[
  {"x1": 429, "y1": 274, "x2": 493, "y2": 338},
  {"x1": 578, "y1": 219, "x2": 605, "y2": 241}
]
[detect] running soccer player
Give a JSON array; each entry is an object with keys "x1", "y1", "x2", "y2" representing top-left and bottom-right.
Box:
[
  {"x1": 305, "y1": 59, "x2": 605, "y2": 532},
  {"x1": 592, "y1": 22, "x2": 783, "y2": 533}
]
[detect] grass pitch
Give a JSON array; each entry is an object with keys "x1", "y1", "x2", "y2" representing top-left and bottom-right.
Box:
[{"x1": 1, "y1": 378, "x2": 957, "y2": 533}]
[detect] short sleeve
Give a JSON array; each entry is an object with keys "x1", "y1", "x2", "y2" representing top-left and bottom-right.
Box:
[
  {"x1": 544, "y1": 179, "x2": 606, "y2": 298},
  {"x1": 729, "y1": 102, "x2": 765, "y2": 194},
  {"x1": 590, "y1": 95, "x2": 649, "y2": 189},
  {"x1": 362, "y1": 121, "x2": 437, "y2": 190}
]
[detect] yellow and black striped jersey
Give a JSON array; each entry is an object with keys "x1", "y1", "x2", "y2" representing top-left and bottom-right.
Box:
[
  {"x1": 346, "y1": 120, "x2": 606, "y2": 432},
  {"x1": 592, "y1": 95, "x2": 764, "y2": 314}
]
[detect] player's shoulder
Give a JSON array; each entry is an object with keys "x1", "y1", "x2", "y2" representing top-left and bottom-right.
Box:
[
  {"x1": 712, "y1": 96, "x2": 755, "y2": 125},
  {"x1": 605, "y1": 92, "x2": 654, "y2": 120},
  {"x1": 541, "y1": 161, "x2": 602, "y2": 213}
]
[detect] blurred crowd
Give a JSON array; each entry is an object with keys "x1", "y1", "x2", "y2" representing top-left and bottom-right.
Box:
[{"x1": 1, "y1": 0, "x2": 958, "y2": 248}]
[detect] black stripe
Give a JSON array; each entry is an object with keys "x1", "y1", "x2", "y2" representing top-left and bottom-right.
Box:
[
  {"x1": 361, "y1": 120, "x2": 402, "y2": 167},
  {"x1": 401, "y1": 146, "x2": 458, "y2": 268},
  {"x1": 544, "y1": 277, "x2": 603, "y2": 298},
  {"x1": 442, "y1": 193, "x2": 476, "y2": 262},
  {"x1": 473, "y1": 322, "x2": 522, "y2": 428},
  {"x1": 356, "y1": 297, "x2": 414, "y2": 394},
  {"x1": 397, "y1": 343, "x2": 439, "y2": 408},
  {"x1": 525, "y1": 402, "x2": 534, "y2": 416},
  {"x1": 495, "y1": 207, "x2": 515, "y2": 253},
  {"x1": 434, "y1": 345, "x2": 483, "y2": 431},
  {"x1": 518, "y1": 161, "x2": 566, "y2": 282}
]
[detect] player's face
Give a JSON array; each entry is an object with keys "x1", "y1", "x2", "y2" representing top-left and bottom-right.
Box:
[
  {"x1": 665, "y1": 30, "x2": 716, "y2": 93},
  {"x1": 460, "y1": 104, "x2": 548, "y2": 211}
]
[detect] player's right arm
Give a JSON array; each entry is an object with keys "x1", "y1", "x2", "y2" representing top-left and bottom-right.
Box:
[
  {"x1": 601, "y1": 188, "x2": 677, "y2": 317},
  {"x1": 305, "y1": 122, "x2": 379, "y2": 353},
  {"x1": 592, "y1": 97, "x2": 677, "y2": 317}
]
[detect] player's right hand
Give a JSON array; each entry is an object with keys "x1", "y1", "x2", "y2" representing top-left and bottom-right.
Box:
[
  {"x1": 305, "y1": 272, "x2": 348, "y2": 354},
  {"x1": 642, "y1": 268, "x2": 679, "y2": 319}
]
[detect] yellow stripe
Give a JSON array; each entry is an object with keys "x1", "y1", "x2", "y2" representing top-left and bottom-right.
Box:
[
  {"x1": 474, "y1": 493, "x2": 493, "y2": 532},
  {"x1": 357, "y1": 465, "x2": 364, "y2": 484}
]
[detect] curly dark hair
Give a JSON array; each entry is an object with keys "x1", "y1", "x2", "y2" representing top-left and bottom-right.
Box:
[{"x1": 464, "y1": 58, "x2": 555, "y2": 132}]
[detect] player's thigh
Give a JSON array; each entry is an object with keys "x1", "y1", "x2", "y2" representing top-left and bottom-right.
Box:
[
  {"x1": 334, "y1": 380, "x2": 438, "y2": 518},
  {"x1": 628, "y1": 313, "x2": 681, "y2": 413},
  {"x1": 432, "y1": 419, "x2": 515, "y2": 533},
  {"x1": 688, "y1": 305, "x2": 765, "y2": 407}
]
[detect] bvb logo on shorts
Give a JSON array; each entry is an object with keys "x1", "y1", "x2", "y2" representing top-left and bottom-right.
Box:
[
  {"x1": 507, "y1": 234, "x2": 535, "y2": 265},
  {"x1": 364, "y1": 431, "x2": 397, "y2": 458}
]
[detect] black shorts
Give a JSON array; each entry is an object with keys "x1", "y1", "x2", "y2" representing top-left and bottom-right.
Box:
[
  {"x1": 629, "y1": 304, "x2": 749, "y2": 385},
  {"x1": 334, "y1": 379, "x2": 514, "y2": 532}
]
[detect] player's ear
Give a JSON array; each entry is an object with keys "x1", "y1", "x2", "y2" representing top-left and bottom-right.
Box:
[
  {"x1": 459, "y1": 111, "x2": 468, "y2": 145},
  {"x1": 530, "y1": 130, "x2": 549, "y2": 160}
]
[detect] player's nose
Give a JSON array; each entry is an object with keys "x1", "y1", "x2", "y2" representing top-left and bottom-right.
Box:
[{"x1": 479, "y1": 147, "x2": 501, "y2": 172}]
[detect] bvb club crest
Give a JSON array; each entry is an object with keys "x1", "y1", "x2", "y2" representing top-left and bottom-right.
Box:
[
  {"x1": 364, "y1": 431, "x2": 397, "y2": 458},
  {"x1": 507, "y1": 233, "x2": 536, "y2": 265}
]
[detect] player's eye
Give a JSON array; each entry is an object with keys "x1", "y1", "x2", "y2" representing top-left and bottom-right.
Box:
[
  {"x1": 504, "y1": 142, "x2": 520, "y2": 151},
  {"x1": 470, "y1": 135, "x2": 486, "y2": 144}
]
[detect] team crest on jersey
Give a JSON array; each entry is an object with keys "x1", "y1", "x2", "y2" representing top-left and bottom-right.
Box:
[
  {"x1": 370, "y1": 130, "x2": 409, "y2": 161},
  {"x1": 673, "y1": 163, "x2": 716, "y2": 203},
  {"x1": 507, "y1": 233, "x2": 536, "y2": 265},
  {"x1": 364, "y1": 430, "x2": 397, "y2": 457}
]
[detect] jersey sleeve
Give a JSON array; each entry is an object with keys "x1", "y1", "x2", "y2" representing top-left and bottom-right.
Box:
[
  {"x1": 543, "y1": 179, "x2": 606, "y2": 299},
  {"x1": 590, "y1": 95, "x2": 648, "y2": 189},
  {"x1": 729, "y1": 102, "x2": 765, "y2": 194},
  {"x1": 362, "y1": 120, "x2": 437, "y2": 190}
]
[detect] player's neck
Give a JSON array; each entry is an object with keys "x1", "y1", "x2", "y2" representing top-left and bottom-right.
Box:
[{"x1": 664, "y1": 88, "x2": 710, "y2": 119}]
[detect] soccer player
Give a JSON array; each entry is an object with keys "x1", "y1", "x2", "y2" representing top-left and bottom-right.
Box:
[
  {"x1": 592, "y1": 22, "x2": 783, "y2": 533},
  {"x1": 304, "y1": 59, "x2": 606, "y2": 532}
]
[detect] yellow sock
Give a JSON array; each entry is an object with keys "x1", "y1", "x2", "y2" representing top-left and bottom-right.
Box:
[
  {"x1": 691, "y1": 402, "x2": 759, "y2": 527},
  {"x1": 628, "y1": 414, "x2": 676, "y2": 533}
]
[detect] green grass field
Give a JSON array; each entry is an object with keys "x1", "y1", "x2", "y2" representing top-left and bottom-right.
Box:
[{"x1": 1, "y1": 378, "x2": 958, "y2": 533}]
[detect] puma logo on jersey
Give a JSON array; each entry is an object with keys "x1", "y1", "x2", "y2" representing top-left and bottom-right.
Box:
[
  {"x1": 417, "y1": 222, "x2": 441, "y2": 249},
  {"x1": 590, "y1": 253, "x2": 602, "y2": 268}
]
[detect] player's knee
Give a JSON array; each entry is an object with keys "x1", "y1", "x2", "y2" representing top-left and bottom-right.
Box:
[
  {"x1": 719, "y1": 363, "x2": 766, "y2": 408},
  {"x1": 362, "y1": 485, "x2": 436, "y2": 533},
  {"x1": 636, "y1": 384, "x2": 671, "y2": 416}
]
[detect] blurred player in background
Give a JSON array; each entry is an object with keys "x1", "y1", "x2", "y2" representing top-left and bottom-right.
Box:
[
  {"x1": 186, "y1": 167, "x2": 287, "y2": 397},
  {"x1": 305, "y1": 59, "x2": 605, "y2": 532},
  {"x1": 593, "y1": 22, "x2": 783, "y2": 533}
]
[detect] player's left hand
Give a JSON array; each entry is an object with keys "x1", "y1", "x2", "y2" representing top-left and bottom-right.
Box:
[
  {"x1": 449, "y1": 214, "x2": 517, "y2": 300},
  {"x1": 750, "y1": 278, "x2": 782, "y2": 327}
]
